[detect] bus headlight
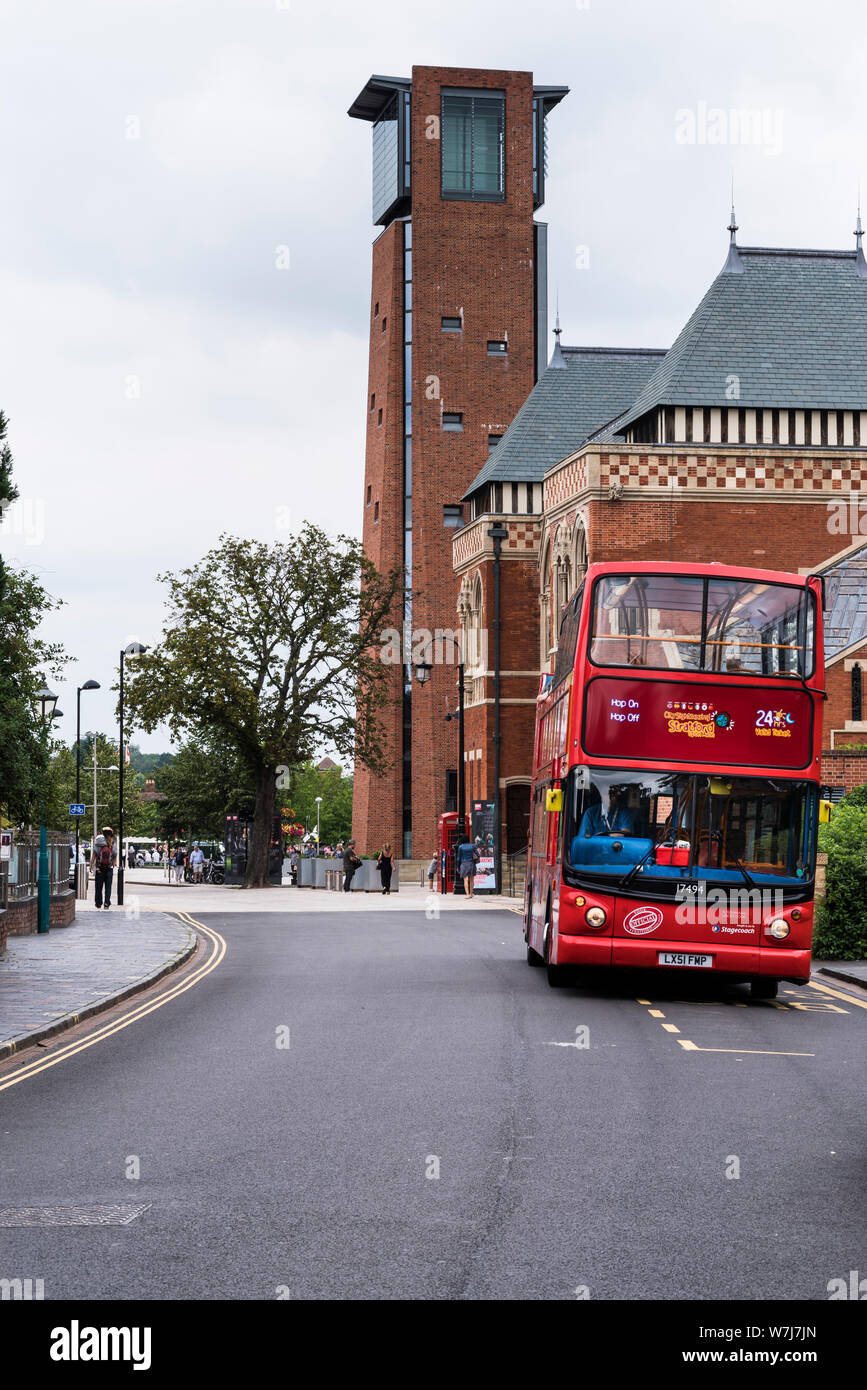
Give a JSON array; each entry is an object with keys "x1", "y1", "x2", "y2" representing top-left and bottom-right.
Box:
[
  {"x1": 766, "y1": 918, "x2": 789, "y2": 939},
  {"x1": 585, "y1": 906, "x2": 607, "y2": 928}
]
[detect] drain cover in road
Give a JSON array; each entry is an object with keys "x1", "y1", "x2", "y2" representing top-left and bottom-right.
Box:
[{"x1": 0, "y1": 1203, "x2": 151, "y2": 1226}]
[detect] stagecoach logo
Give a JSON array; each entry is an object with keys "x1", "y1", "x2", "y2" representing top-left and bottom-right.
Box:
[{"x1": 623, "y1": 905, "x2": 664, "y2": 936}]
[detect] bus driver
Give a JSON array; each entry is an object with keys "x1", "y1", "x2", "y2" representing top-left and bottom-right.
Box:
[{"x1": 578, "y1": 784, "x2": 638, "y2": 839}]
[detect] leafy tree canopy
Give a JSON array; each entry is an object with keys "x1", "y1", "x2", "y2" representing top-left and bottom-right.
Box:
[
  {"x1": 125, "y1": 526, "x2": 401, "y2": 886},
  {"x1": 0, "y1": 411, "x2": 67, "y2": 822}
]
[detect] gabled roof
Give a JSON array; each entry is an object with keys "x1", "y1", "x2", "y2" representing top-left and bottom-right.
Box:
[
  {"x1": 616, "y1": 246, "x2": 867, "y2": 433},
  {"x1": 462, "y1": 346, "x2": 665, "y2": 498},
  {"x1": 814, "y1": 543, "x2": 867, "y2": 663}
]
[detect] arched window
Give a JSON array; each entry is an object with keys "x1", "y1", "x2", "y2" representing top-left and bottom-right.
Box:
[
  {"x1": 539, "y1": 535, "x2": 552, "y2": 670},
  {"x1": 573, "y1": 517, "x2": 588, "y2": 582}
]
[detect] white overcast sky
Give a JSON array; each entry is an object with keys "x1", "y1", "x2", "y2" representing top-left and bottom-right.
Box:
[{"x1": 1, "y1": 0, "x2": 864, "y2": 752}]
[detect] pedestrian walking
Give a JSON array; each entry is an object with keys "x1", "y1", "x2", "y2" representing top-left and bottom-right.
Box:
[
  {"x1": 127, "y1": 842, "x2": 135, "y2": 869},
  {"x1": 172, "y1": 844, "x2": 186, "y2": 884},
  {"x1": 427, "y1": 853, "x2": 437, "y2": 891},
  {"x1": 91, "y1": 826, "x2": 117, "y2": 910},
  {"x1": 342, "y1": 839, "x2": 359, "y2": 893},
  {"x1": 376, "y1": 844, "x2": 395, "y2": 895},
  {"x1": 289, "y1": 847, "x2": 300, "y2": 885},
  {"x1": 455, "y1": 835, "x2": 480, "y2": 898}
]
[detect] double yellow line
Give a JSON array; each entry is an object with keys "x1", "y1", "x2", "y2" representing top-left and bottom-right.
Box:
[{"x1": 0, "y1": 912, "x2": 226, "y2": 1093}]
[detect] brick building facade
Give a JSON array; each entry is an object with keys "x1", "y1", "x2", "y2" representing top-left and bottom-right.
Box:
[
  {"x1": 349, "y1": 67, "x2": 567, "y2": 855},
  {"x1": 453, "y1": 231, "x2": 867, "y2": 855}
]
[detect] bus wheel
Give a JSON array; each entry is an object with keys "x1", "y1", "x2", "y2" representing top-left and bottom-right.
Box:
[
  {"x1": 544, "y1": 924, "x2": 567, "y2": 988},
  {"x1": 750, "y1": 978, "x2": 778, "y2": 1000}
]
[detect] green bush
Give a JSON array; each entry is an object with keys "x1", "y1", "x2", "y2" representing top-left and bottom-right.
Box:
[
  {"x1": 813, "y1": 805, "x2": 867, "y2": 959},
  {"x1": 838, "y1": 782, "x2": 867, "y2": 809}
]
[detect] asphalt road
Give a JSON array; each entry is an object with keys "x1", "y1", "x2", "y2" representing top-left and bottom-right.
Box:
[{"x1": 1, "y1": 907, "x2": 864, "y2": 1301}]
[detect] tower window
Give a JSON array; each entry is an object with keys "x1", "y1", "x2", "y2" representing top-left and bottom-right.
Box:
[
  {"x1": 374, "y1": 501, "x2": 380, "y2": 522},
  {"x1": 381, "y1": 317, "x2": 387, "y2": 333},
  {"x1": 487, "y1": 340, "x2": 508, "y2": 355},
  {"x1": 442, "y1": 91, "x2": 506, "y2": 201},
  {"x1": 374, "y1": 301, "x2": 379, "y2": 317},
  {"x1": 377, "y1": 408, "x2": 383, "y2": 426},
  {"x1": 443, "y1": 412, "x2": 464, "y2": 431},
  {"x1": 366, "y1": 485, "x2": 371, "y2": 505},
  {"x1": 443, "y1": 504, "x2": 464, "y2": 528},
  {"x1": 442, "y1": 316, "x2": 462, "y2": 332},
  {"x1": 370, "y1": 393, "x2": 375, "y2": 411}
]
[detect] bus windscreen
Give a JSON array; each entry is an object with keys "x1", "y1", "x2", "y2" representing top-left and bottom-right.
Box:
[{"x1": 590, "y1": 575, "x2": 814, "y2": 677}]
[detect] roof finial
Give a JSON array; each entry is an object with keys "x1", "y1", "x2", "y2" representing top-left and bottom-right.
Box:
[
  {"x1": 855, "y1": 189, "x2": 867, "y2": 277},
  {"x1": 723, "y1": 182, "x2": 744, "y2": 274},
  {"x1": 550, "y1": 292, "x2": 567, "y2": 367}
]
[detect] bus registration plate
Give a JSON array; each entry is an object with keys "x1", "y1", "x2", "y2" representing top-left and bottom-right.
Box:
[{"x1": 658, "y1": 952, "x2": 713, "y2": 968}]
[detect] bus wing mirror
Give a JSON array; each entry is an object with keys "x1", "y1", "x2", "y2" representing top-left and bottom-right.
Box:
[
  {"x1": 818, "y1": 799, "x2": 834, "y2": 823},
  {"x1": 545, "y1": 789, "x2": 563, "y2": 814},
  {"x1": 572, "y1": 765, "x2": 591, "y2": 790}
]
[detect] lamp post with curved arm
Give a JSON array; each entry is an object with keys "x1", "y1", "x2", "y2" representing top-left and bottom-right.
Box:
[
  {"x1": 35, "y1": 682, "x2": 62, "y2": 933},
  {"x1": 414, "y1": 634, "x2": 466, "y2": 894},
  {"x1": 118, "y1": 642, "x2": 148, "y2": 907}
]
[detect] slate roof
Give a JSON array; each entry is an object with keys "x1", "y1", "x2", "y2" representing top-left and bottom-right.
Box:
[
  {"x1": 815, "y1": 545, "x2": 867, "y2": 661},
  {"x1": 616, "y1": 247, "x2": 867, "y2": 433},
  {"x1": 462, "y1": 345, "x2": 665, "y2": 499}
]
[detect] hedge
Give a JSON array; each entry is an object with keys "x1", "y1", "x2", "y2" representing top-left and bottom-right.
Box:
[{"x1": 813, "y1": 803, "x2": 867, "y2": 960}]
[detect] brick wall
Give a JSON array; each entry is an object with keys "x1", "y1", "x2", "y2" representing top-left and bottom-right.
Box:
[
  {"x1": 355, "y1": 66, "x2": 546, "y2": 854},
  {"x1": 4, "y1": 889, "x2": 76, "y2": 941},
  {"x1": 351, "y1": 222, "x2": 406, "y2": 853}
]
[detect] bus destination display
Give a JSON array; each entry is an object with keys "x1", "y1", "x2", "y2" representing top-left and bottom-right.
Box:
[{"x1": 582, "y1": 677, "x2": 813, "y2": 769}]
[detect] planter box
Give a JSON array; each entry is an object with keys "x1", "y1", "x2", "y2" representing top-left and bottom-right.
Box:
[
  {"x1": 349, "y1": 860, "x2": 399, "y2": 893},
  {"x1": 297, "y1": 858, "x2": 399, "y2": 891}
]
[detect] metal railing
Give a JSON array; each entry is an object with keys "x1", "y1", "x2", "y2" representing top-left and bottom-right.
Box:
[
  {"x1": 502, "y1": 847, "x2": 528, "y2": 898},
  {"x1": 4, "y1": 833, "x2": 71, "y2": 901}
]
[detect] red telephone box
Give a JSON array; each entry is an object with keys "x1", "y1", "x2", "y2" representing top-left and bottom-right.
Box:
[{"x1": 436, "y1": 812, "x2": 467, "y2": 895}]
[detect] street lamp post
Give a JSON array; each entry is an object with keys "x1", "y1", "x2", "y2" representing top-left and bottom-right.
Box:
[
  {"x1": 314, "y1": 796, "x2": 322, "y2": 846},
  {"x1": 35, "y1": 681, "x2": 60, "y2": 934},
  {"x1": 487, "y1": 523, "x2": 509, "y2": 896},
  {"x1": 414, "y1": 638, "x2": 466, "y2": 894},
  {"x1": 118, "y1": 642, "x2": 147, "y2": 907},
  {"x1": 75, "y1": 681, "x2": 100, "y2": 894}
]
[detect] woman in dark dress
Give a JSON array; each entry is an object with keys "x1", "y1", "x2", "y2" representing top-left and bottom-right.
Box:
[{"x1": 377, "y1": 844, "x2": 394, "y2": 895}]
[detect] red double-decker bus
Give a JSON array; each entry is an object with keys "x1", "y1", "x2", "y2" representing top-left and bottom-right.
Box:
[{"x1": 524, "y1": 562, "x2": 825, "y2": 998}]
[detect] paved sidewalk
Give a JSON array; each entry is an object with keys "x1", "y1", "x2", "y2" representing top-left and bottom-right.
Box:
[
  {"x1": 817, "y1": 959, "x2": 867, "y2": 989},
  {"x1": 120, "y1": 871, "x2": 522, "y2": 914},
  {"x1": 0, "y1": 908, "x2": 196, "y2": 1059}
]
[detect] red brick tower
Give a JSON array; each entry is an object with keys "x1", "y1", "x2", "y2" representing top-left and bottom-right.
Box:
[{"x1": 349, "y1": 67, "x2": 567, "y2": 856}]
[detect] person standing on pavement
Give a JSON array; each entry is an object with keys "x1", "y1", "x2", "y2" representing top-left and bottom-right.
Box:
[
  {"x1": 342, "y1": 839, "x2": 359, "y2": 893},
  {"x1": 172, "y1": 844, "x2": 186, "y2": 884},
  {"x1": 427, "y1": 853, "x2": 437, "y2": 891},
  {"x1": 455, "y1": 835, "x2": 480, "y2": 898},
  {"x1": 376, "y1": 844, "x2": 394, "y2": 895},
  {"x1": 190, "y1": 843, "x2": 205, "y2": 883},
  {"x1": 91, "y1": 826, "x2": 117, "y2": 910}
]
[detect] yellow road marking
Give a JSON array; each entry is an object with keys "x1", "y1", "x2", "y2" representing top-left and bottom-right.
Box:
[
  {"x1": 677, "y1": 1039, "x2": 814, "y2": 1056},
  {"x1": 636, "y1": 998, "x2": 652, "y2": 1005},
  {"x1": 648, "y1": 1009, "x2": 665, "y2": 1018},
  {"x1": 662, "y1": 1023, "x2": 680, "y2": 1033},
  {"x1": 0, "y1": 914, "x2": 225, "y2": 1092},
  {"x1": 790, "y1": 1001, "x2": 848, "y2": 1013},
  {"x1": 807, "y1": 979, "x2": 867, "y2": 1010}
]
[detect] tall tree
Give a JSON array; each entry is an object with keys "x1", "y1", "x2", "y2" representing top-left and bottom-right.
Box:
[
  {"x1": 125, "y1": 526, "x2": 401, "y2": 887},
  {"x1": 0, "y1": 412, "x2": 66, "y2": 822}
]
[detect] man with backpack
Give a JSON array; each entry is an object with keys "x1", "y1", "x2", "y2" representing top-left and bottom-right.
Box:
[
  {"x1": 90, "y1": 826, "x2": 117, "y2": 910},
  {"x1": 342, "y1": 839, "x2": 359, "y2": 893}
]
